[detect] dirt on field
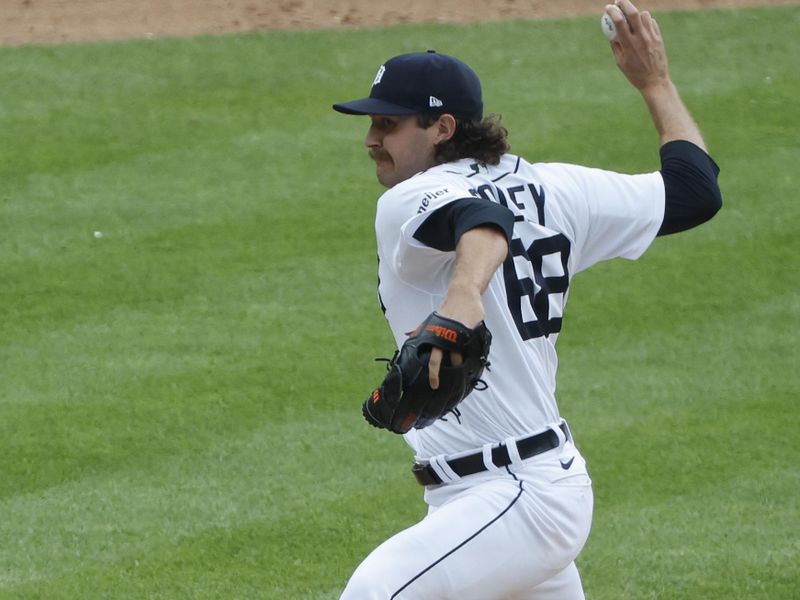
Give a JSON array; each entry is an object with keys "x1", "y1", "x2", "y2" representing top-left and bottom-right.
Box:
[{"x1": 1, "y1": 0, "x2": 797, "y2": 47}]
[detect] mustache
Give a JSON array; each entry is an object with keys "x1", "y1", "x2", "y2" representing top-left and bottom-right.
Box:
[{"x1": 369, "y1": 149, "x2": 390, "y2": 161}]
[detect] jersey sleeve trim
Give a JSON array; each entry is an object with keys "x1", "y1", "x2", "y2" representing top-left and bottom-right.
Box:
[
  {"x1": 658, "y1": 140, "x2": 723, "y2": 236},
  {"x1": 412, "y1": 197, "x2": 515, "y2": 252}
]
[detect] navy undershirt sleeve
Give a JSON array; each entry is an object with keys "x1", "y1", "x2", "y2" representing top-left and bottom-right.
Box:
[
  {"x1": 412, "y1": 197, "x2": 515, "y2": 252},
  {"x1": 658, "y1": 140, "x2": 723, "y2": 236}
]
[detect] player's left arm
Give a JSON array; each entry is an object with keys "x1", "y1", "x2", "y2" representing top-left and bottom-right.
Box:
[
  {"x1": 411, "y1": 198, "x2": 512, "y2": 389},
  {"x1": 428, "y1": 226, "x2": 508, "y2": 388}
]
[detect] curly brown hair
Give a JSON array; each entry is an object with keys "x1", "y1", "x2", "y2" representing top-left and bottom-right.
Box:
[{"x1": 416, "y1": 113, "x2": 510, "y2": 166}]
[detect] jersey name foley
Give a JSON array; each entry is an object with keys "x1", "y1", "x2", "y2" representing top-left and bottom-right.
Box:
[{"x1": 373, "y1": 154, "x2": 665, "y2": 460}]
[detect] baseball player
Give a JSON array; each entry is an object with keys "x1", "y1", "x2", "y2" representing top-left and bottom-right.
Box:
[{"x1": 332, "y1": 1, "x2": 722, "y2": 598}]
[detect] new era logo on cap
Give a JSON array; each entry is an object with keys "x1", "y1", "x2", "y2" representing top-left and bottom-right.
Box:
[{"x1": 332, "y1": 50, "x2": 483, "y2": 119}]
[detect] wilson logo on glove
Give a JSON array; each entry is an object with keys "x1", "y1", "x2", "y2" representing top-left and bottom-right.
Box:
[
  {"x1": 425, "y1": 324, "x2": 459, "y2": 343},
  {"x1": 362, "y1": 312, "x2": 492, "y2": 434}
]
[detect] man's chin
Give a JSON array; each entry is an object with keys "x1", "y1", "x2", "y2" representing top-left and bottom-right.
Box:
[{"x1": 375, "y1": 165, "x2": 398, "y2": 188}]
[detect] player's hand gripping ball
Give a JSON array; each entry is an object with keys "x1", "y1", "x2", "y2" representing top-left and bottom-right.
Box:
[
  {"x1": 363, "y1": 312, "x2": 492, "y2": 434},
  {"x1": 601, "y1": 4, "x2": 625, "y2": 41}
]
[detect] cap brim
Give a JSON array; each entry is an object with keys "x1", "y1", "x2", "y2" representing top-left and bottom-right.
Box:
[{"x1": 332, "y1": 97, "x2": 418, "y2": 116}]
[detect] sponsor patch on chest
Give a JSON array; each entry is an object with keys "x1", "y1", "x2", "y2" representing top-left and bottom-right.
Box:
[{"x1": 417, "y1": 187, "x2": 449, "y2": 214}]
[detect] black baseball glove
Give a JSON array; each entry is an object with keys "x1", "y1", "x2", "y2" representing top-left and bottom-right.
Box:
[{"x1": 362, "y1": 312, "x2": 492, "y2": 434}]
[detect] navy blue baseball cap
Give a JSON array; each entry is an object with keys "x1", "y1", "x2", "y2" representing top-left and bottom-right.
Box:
[{"x1": 333, "y1": 50, "x2": 483, "y2": 120}]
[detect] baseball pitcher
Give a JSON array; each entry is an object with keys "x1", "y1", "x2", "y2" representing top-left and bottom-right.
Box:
[{"x1": 332, "y1": 1, "x2": 722, "y2": 597}]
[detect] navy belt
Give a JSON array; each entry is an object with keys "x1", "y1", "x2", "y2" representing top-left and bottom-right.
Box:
[{"x1": 412, "y1": 422, "x2": 569, "y2": 486}]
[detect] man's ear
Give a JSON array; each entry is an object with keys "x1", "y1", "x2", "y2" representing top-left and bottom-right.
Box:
[{"x1": 434, "y1": 114, "x2": 457, "y2": 143}]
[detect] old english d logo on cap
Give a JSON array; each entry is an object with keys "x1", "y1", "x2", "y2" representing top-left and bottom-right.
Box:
[
  {"x1": 373, "y1": 65, "x2": 386, "y2": 86},
  {"x1": 333, "y1": 50, "x2": 483, "y2": 119}
]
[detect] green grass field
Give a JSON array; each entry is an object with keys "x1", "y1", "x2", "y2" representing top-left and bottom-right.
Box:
[{"x1": 1, "y1": 5, "x2": 798, "y2": 598}]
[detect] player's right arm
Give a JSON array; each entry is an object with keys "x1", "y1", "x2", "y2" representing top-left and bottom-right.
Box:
[
  {"x1": 606, "y1": 0, "x2": 704, "y2": 149},
  {"x1": 606, "y1": 0, "x2": 722, "y2": 235}
]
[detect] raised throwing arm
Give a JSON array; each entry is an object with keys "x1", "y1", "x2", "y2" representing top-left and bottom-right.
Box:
[
  {"x1": 607, "y1": 0, "x2": 722, "y2": 234},
  {"x1": 606, "y1": 0, "x2": 707, "y2": 151}
]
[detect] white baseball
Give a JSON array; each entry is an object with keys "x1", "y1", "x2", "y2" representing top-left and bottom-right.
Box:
[
  {"x1": 93, "y1": 231, "x2": 104, "y2": 238},
  {"x1": 600, "y1": 12, "x2": 618, "y2": 42}
]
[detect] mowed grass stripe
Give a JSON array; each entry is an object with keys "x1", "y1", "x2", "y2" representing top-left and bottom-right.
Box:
[
  {"x1": 0, "y1": 414, "x2": 418, "y2": 587},
  {"x1": 1, "y1": 254, "x2": 385, "y2": 500}
]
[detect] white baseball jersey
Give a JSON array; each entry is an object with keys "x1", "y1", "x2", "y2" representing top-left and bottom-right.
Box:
[{"x1": 374, "y1": 154, "x2": 665, "y2": 461}]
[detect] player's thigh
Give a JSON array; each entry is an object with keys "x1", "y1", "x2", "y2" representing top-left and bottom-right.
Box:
[
  {"x1": 340, "y1": 476, "x2": 581, "y2": 600},
  {"x1": 521, "y1": 561, "x2": 585, "y2": 600},
  {"x1": 512, "y1": 456, "x2": 594, "y2": 571}
]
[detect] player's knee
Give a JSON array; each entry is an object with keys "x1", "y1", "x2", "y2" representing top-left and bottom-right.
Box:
[
  {"x1": 340, "y1": 549, "x2": 422, "y2": 600},
  {"x1": 340, "y1": 565, "x2": 393, "y2": 600},
  {"x1": 340, "y1": 527, "x2": 435, "y2": 599}
]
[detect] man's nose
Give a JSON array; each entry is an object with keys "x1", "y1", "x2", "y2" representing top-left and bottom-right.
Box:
[{"x1": 365, "y1": 126, "x2": 381, "y2": 148}]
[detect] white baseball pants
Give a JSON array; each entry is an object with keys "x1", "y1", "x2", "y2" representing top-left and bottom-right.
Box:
[{"x1": 340, "y1": 440, "x2": 593, "y2": 599}]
